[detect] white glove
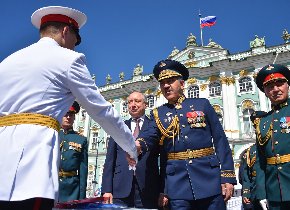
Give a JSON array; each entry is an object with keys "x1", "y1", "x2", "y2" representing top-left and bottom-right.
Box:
[{"x1": 259, "y1": 199, "x2": 269, "y2": 210}]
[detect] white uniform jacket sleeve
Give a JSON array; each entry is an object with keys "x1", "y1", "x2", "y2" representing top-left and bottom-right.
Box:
[{"x1": 66, "y1": 55, "x2": 137, "y2": 160}]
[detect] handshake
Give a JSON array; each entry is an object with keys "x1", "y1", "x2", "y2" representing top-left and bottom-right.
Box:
[{"x1": 126, "y1": 140, "x2": 142, "y2": 170}]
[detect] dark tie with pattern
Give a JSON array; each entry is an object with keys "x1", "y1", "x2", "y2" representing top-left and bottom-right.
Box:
[{"x1": 133, "y1": 118, "x2": 140, "y2": 139}]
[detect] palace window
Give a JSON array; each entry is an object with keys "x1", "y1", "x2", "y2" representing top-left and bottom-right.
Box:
[
  {"x1": 239, "y1": 77, "x2": 253, "y2": 92},
  {"x1": 209, "y1": 82, "x2": 221, "y2": 97},
  {"x1": 188, "y1": 86, "x2": 199, "y2": 98},
  {"x1": 146, "y1": 95, "x2": 155, "y2": 108},
  {"x1": 122, "y1": 101, "x2": 128, "y2": 113},
  {"x1": 242, "y1": 108, "x2": 255, "y2": 136},
  {"x1": 91, "y1": 132, "x2": 98, "y2": 150}
]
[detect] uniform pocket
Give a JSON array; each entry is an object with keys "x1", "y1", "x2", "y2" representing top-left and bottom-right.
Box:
[
  {"x1": 208, "y1": 156, "x2": 220, "y2": 167},
  {"x1": 166, "y1": 165, "x2": 175, "y2": 175}
]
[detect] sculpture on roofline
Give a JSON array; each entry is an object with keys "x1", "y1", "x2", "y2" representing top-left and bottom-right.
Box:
[
  {"x1": 206, "y1": 38, "x2": 223, "y2": 49},
  {"x1": 282, "y1": 29, "x2": 290, "y2": 43},
  {"x1": 119, "y1": 72, "x2": 125, "y2": 81},
  {"x1": 133, "y1": 64, "x2": 143, "y2": 76},
  {"x1": 186, "y1": 33, "x2": 197, "y2": 47},
  {"x1": 168, "y1": 46, "x2": 180, "y2": 58},
  {"x1": 250, "y1": 35, "x2": 265, "y2": 48},
  {"x1": 106, "y1": 74, "x2": 112, "y2": 84}
]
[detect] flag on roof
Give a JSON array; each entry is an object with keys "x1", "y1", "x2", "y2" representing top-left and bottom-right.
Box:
[{"x1": 200, "y1": 16, "x2": 217, "y2": 28}]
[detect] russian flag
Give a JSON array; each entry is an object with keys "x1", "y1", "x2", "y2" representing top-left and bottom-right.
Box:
[{"x1": 200, "y1": 16, "x2": 217, "y2": 28}]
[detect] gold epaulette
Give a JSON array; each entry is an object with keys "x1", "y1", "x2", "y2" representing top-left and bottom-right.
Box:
[
  {"x1": 255, "y1": 118, "x2": 273, "y2": 146},
  {"x1": 153, "y1": 108, "x2": 179, "y2": 145}
]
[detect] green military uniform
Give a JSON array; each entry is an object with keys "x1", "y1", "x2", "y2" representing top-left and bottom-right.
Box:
[
  {"x1": 254, "y1": 64, "x2": 290, "y2": 210},
  {"x1": 58, "y1": 128, "x2": 88, "y2": 202},
  {"x1": 242, "y1": 144, "x2": 262, "y2": 210}
]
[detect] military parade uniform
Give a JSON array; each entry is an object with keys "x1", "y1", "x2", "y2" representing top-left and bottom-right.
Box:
[
  {"x1": 137, "y1": 95, "x2": 236, "y2": 209},
  {"x1": 254, "y1": 64, "x2": 290, "y2": 209},
  {"x1": 242, "y1": 144, "x2": 262, "y2": 210},
  {"x1": 137, "y1": 59, "x2": 236, "y2": 210},
  {"x1": 0, "y1": 6, "x2": 137, "y2": 207},
  {"x1": 255, "y1": 100, "x2": 290, "y2": 207},
  {"x1": 58, "y1": 128, "x2": 88, "y2": 202}
]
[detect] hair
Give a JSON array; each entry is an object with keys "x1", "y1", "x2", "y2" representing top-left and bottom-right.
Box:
[{"x1": 128, "y1": 91, "x2": 148, "y2": 104}]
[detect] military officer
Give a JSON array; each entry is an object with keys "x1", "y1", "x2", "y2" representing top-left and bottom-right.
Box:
[
  {"x1": 254, "y1": 64, "x2": 290, "y2": 210},
  {"x1": 241, "y1": 111, "x2": 266, "y2": 210},
  {"x1": 135, "y1": 59, "x2": 237, "y2": 210},
  {"x1": 58, "y1": 101, "x2": 88, "y2": 202},
  {"x1": 0, "y1": 6, "x2": 137, "y2": 210}
]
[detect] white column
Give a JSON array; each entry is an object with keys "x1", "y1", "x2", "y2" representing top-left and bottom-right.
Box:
[
  {"x1": 227, "y1": 80, "x2": 239, "y2": 139},
  {"x1": 221, "y1": 80, "x2": 231, "y2": 137}
]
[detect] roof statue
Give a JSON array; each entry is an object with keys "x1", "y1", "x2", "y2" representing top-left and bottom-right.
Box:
[
  {"x1": 250, "y1": 35, "x2": 265, "y2": 48},
  {"x1": 282, "y1": 29, "x2": 290, "y2": 43},
  {"x1": 119, "y1": 72, "x2": 125, "y2": 81},
  {"x1": 133, "y1": 64, "x2": 143, "y2": 76},
  {"x1": 168, "y1": 46, "x2": 180, "y2": 58},
  {"x1": 106, "y1": 74, "x2": 112, "y2": 84},
  {"x1": 206, "y1": 38, "x2": 223, "y2": 49},
  {"x1": 186, "y1": 33, "x2": 197, "y2": 47}
]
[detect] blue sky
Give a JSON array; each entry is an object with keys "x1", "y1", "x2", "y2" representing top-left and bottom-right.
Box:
[{"x1": 1, "y1": 0, "x2": 290, "y2": 86}]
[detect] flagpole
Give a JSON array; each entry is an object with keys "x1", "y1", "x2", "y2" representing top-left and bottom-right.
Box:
[{"x1": 199, "y1": 11, "x2": 204, "y2": 46}]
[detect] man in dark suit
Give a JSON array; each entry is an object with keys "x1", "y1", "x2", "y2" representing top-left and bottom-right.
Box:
[
  {"x1": 102, "y1": 91, "x2": 161, "y2": 209},
  {"x1": 58, "y1": 101, "x2": 88, "y2": 202},
  {"x1": 135, "y1": 59, "x2": 237, "y2": 210}
]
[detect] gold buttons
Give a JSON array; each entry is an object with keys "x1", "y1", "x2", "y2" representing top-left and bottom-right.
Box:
[{"x1": 275, "y1": 141, "x2": 278, "y2": 145}]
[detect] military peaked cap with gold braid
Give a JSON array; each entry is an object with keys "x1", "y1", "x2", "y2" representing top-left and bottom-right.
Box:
[
  {"x1": 153, "y1": 59, "x2": 189, "y2": 81},
  {"x1": 255, "y1": 64, "x2": 290, "y2": 92}
]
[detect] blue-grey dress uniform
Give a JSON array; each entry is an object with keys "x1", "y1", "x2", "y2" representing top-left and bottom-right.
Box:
[
  {"x1": 254, "y1": 64, "x2": 290, "y2": 209},
  {"x1": 137, "y1": 95, "x2": 236, "y2": 209},
  {"x1": 242, "y1": 144, "x2": 263, "y2": 210},
  {"x1": 102, "y1": 116, "x2": 160, "y2": 208},
  {"x1": 58, "y1": 129, "x2": 88, "y2": 202}
]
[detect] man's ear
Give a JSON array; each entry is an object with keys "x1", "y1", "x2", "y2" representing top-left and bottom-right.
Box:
[{"x1": 62, "y1": 26, "x2": 70, "y2": 38}]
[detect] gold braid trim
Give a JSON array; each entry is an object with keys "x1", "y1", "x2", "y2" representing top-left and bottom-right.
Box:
[
  {"x1": 255, "y1": 118, "x2": 273, "y2": 146},
  {"x1": 153, "y1": 108, "x2": 180, "y2": 145},
  {"x1": 221, "y1": 170, "x2": 236, "y2": 178},
  {"x1": 246, "y1": 146, "x2": 256, "y2": 168}
]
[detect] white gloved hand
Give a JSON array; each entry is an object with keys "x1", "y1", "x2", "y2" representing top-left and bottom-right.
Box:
[{"x1": 259, "y1": 199, "x2": 269, "y2": 210}]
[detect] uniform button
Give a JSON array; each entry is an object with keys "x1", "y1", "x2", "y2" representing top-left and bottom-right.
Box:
[
  {"x1": 274, "y1": 130, "x2": 277, "y2": 133},
  {"x1": 60, "y1": 179, "x2": 63, "y2": 182},
  {"x1": 184, "y1": 136, "x2": 188, "y2": 139},
  {"x1": 274, "y1": 141, "x2": 279, "y2": 145},
  {"x1": 63, "y1": 149, "x2": 66, "y2": 152},
  {"x1": 274, "y1": 119, "x2": 278, "y2": 122},
  {"x1": 276, "y1": 110, "x2": 279, "y2": 113},
  {"x1": 278, "y1": 167, "x2": 282, "y2": 170},
  {"x1": 180, "y1": 114, "x2": 183, "y2": 116},
  {"x1": 182, "y1": 125, "x2": 186, "y2": 128}
]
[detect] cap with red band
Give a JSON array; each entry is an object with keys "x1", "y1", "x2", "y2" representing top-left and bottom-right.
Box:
[
  {"x1": 68, "y1": 101, "x2": 80, "y2": 114},
  {"x1": 31, "y1": 6, "x2": 87, "y2": 29},
  {"x1": 263, "y1": 73, "x2": 287, "y2": 86},
  {"x1": 255, "y1": 64, "x2": 290, "y2": 92},
  {"x1": 41, "y1": 14, "x2": 79, "y2": 29}
]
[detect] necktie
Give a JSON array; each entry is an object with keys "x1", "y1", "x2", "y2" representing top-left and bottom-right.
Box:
[{"x1": 133, "y1": 118, "x2": 140, "y2": 139}]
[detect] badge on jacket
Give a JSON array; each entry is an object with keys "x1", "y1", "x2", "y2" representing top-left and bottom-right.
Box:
[{"x1": 186, "y1": 111, "x2": 206, "y2": 128}]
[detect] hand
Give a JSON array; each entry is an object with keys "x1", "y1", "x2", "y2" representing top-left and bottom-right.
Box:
[
  {"x1": 158, "y1": 193, "x2": 169, "y2": 208},
  {"x1": 102, "y1": 192, "x2": 113, "y2": 204},
  {"x1": 259, "y1": 199, "x2": 269, "y2": 210},
  {"x1": 126, "y1": 153, "x2": 137, "y2": 167},
  {"x1": 221, "y1": 183, "x2": 234, "y2": 202},
  {"x1": 135, "y1": 140, "x2": 142, "y2": 155},
  {"x1": 243, "y1": 197, "x2": 251, "y2": 204}
]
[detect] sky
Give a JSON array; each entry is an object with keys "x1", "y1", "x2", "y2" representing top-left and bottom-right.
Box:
[{"x1": 1, "y1": 0, "x2": 290, "y2": 86}]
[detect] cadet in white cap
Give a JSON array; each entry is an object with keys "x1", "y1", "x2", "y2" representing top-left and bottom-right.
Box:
[{"x1": 0, "y1": 6, "x2": 137, "y2": 210}]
